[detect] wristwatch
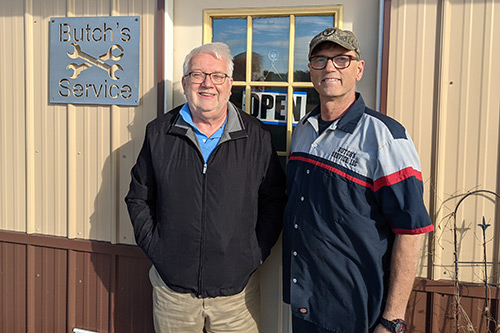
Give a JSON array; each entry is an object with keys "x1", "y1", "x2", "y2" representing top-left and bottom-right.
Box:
[{"x1": 379, "y1": 317, "x2": 407, "y2": 333}]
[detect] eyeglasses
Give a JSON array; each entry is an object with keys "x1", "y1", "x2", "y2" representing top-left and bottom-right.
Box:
[
  {"x1": 184, "y1": 71, "x2": 230, "y2": 85},
  {"x1": 309, "y1": 54, "x2": 359, "y2": 70}
]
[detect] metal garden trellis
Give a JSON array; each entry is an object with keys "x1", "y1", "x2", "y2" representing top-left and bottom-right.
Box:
[{"x1": 453, "y1": 190, "x2": 500, "y2": 333}]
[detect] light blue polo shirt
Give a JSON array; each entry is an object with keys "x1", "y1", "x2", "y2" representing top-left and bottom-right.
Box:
[{"x1": 180, "y1": 103, "x2": 227, "y2": 162}]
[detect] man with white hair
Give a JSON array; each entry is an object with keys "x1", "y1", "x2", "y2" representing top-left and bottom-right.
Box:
[{"x1": 126, "y1": 42, "x2": 286, "y2": 332}]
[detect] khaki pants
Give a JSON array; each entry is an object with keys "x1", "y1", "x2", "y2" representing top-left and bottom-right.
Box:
[{"x1": 149, "y1": 266, "x2": 260, "y2": 333}]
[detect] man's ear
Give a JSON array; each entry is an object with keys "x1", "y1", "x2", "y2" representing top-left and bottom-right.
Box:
[
  {"x1": 181, "y1": 76, "x2": 187, "y2": 93},
  {"x1": 356, "y1": 60, "x2": 365, "y2": 82}
]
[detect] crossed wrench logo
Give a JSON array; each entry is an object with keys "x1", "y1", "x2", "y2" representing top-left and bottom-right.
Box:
[{"x1": 67, "y1": 43, "x2": 124, "y2": 80}]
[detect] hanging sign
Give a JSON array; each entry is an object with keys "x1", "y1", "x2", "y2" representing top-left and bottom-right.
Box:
[
  {"x1": 49, "y1": 16, "x2": 140, "y2": 106},
  {"x1": 242, "y1": 90, "x2": 307, "y2": 125}
]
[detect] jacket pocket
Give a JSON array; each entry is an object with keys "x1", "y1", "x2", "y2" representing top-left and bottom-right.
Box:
[{"x1": 144, "y1": 225, "x2": 158, "y2": 258}]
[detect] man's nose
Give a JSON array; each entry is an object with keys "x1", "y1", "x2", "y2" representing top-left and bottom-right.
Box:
[
  {"x1": 201, "y1": 74, "x2": 215, "y2": 87},
  {"x1": 325, "y1": 58, "x2": 338, "y2": 71}
]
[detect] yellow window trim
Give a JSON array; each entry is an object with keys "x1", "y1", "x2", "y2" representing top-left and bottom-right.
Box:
[
  {"x1": 203, "y1": 6, "x2": 343, "y2": 44},
  {"x1": 203, "y1": 6, "x2": 343, "y2": 157}
]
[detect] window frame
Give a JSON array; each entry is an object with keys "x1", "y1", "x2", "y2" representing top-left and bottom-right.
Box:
[{"x1": 203, "y1": 6, "x2": 343, "y2": 157}]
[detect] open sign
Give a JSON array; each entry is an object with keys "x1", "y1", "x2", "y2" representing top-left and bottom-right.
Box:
[{"x1": 242, "y1": 90, "x2": 307, "y2": 125}]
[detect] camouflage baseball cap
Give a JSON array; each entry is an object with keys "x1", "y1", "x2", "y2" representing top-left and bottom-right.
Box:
[{"x1": 308, "y1": 27, "x2": 360, "y2": 59}]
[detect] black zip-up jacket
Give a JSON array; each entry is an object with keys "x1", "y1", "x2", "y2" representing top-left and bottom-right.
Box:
[{"x1": 125, "y1": 103, "x2": 287, "y2": 297}]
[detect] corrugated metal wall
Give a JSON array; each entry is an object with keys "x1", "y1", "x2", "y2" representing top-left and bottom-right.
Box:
[
  {"x1": 385, "y1": 0, "x2": 439, "y2": 280},
  {"x1": 0, "y1": 0, "x2": 157, "y2": 244},
  {"x1": 0, "y1": 0, "x2": 27, "y2": 233},
  {"x1": 407, "y1": 278, "x2": 500, "y2": 332},
  {"x1": 0, "y1": 0, "x2": 158, "y2": 330},
  {"x1": 0, "y1": 232, "x2": 154, "y2": 332},
  {"x1": 3, "y1": 0, "x2": 500, "y2": 330},
  {"x1": 387, "y1": 0, "x2": 500, "y2": 284}
]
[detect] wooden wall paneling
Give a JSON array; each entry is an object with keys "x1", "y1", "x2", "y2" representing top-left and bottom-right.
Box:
[
  {"x1": 0, "y1": 232, "x2": 154, "y2": 332},
  {"x1": 406, "y1": 290, "x2": 427, "y2": 332},
  {"x1": 0, "y1": 242, "x2": 27, "y2": 333},
  {"x1": 115, "y1": 255, "x2": 154, "y2": 332},
  {"x1": 67, "y1": 250, "x2": 77, "y2": 332},
  {"x1": 30, "y1": 246, "x2": 67, "y2": 333},
  {"x1": 92, "y1": 252, "x2": 112, "y2": 331},
  {"x1": 69, "y1": 251, "x2": 112, "y2": 332},
  {"x1": 27, "y1": 245, "x2": 35, "y2": 333}
]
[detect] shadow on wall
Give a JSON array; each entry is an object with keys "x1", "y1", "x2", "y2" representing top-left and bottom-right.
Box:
[{"x1": 84, "y1": 83, "x2": 160, "y2": 332}]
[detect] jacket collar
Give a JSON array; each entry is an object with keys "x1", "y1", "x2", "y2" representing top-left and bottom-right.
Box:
[
  {"x1": 222, "y1": 102, "x2": 247, "y2": 141},
  {"x1": 303, "y1": 93, "x2": 365, "y2": 134},
  {"x1": 168, "y1": 102, "x2": 248, "y2": 142}
]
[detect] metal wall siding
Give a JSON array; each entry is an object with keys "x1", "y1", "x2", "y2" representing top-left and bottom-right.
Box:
[
  {"x1": 408, "y1": 278, "x2": 500, "y2": 331},
  {"x1": 405, "y1": 290, "x2": 427, "y2": 332},
  {"x1": 0, "y1": 232, "x2": 154, "y2": 332},
  {"x1": 115, "y1": 4, "x2": 158, "y2": 245},
  {"x1": 69, "y1": 250, "x2": 112, "y2": 331},
  {"x1": 387, "y1": 0, "x2": 439, "y2": 279},
  {"x1": 0, "y1": 1, "x2": 27, "y2": 233},
  {"x1": 115, "y1": 255, "x2": 155, "y2": 332},
  {"x1": 27, "y1": 246, "x2": 68, "y2": 333},
  {"x1": 0, "y1": 0, "x2": 157, "y2": 244},
  {"x1": 10, "y1": 232, "x2": 500, "y2": 333},
  {"x1": 388, "y1": 0, "x2": 500, "y2": 283},
  {"x1": 387, "y1": 0, "x2": 438, "y2": 192},
  {"x1": 437, "y1": 0, "x2": 500, "y2": 283},
  {"x1": 0, "y1": 242, "x2": 27, "y2": 333},
  {"x1": 31, "y1": 0, "x2": 68, "y2": 238}
]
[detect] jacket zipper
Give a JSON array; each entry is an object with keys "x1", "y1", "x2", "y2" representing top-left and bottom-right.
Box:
[
  {"x1": 196, "y1": 139, "x2": 229, "y2": 296},
  {"x1": 197, "y1": 161, "x2": 208, "y2": 297}
]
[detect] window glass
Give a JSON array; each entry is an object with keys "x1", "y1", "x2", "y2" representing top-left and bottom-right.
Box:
[
  {"x1": 245, "y1": 88, "x2": 288, "y2": 125},
  {"x1": 252, "y1": 17, "x2": 290, "y2": 82},
  {"x1": 294, "y1": 16, "x2": 335, "y2": 82},
  {"x1": 207, "y1": 7, "x2": 341, "y2": 157},
  {"x1": 212, "y1": 18, "x2": 247, "y2": 80},
  {"x1": 229, "y1": 86, "x2": 245, "y2": 110},
  {"x1": 242, "y1": 87, "x2": 288, "y2": 151},
  {"x1": 294, "y1": 87, "x2": 320, "y2": 119},
  {"x1": 231, "y1": 87, "x2": 314, "y2": 127}
]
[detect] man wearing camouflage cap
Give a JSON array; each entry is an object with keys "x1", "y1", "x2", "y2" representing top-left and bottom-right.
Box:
[{"x1": 282, "y1": 27, "x2": 434, "y2": 332}]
